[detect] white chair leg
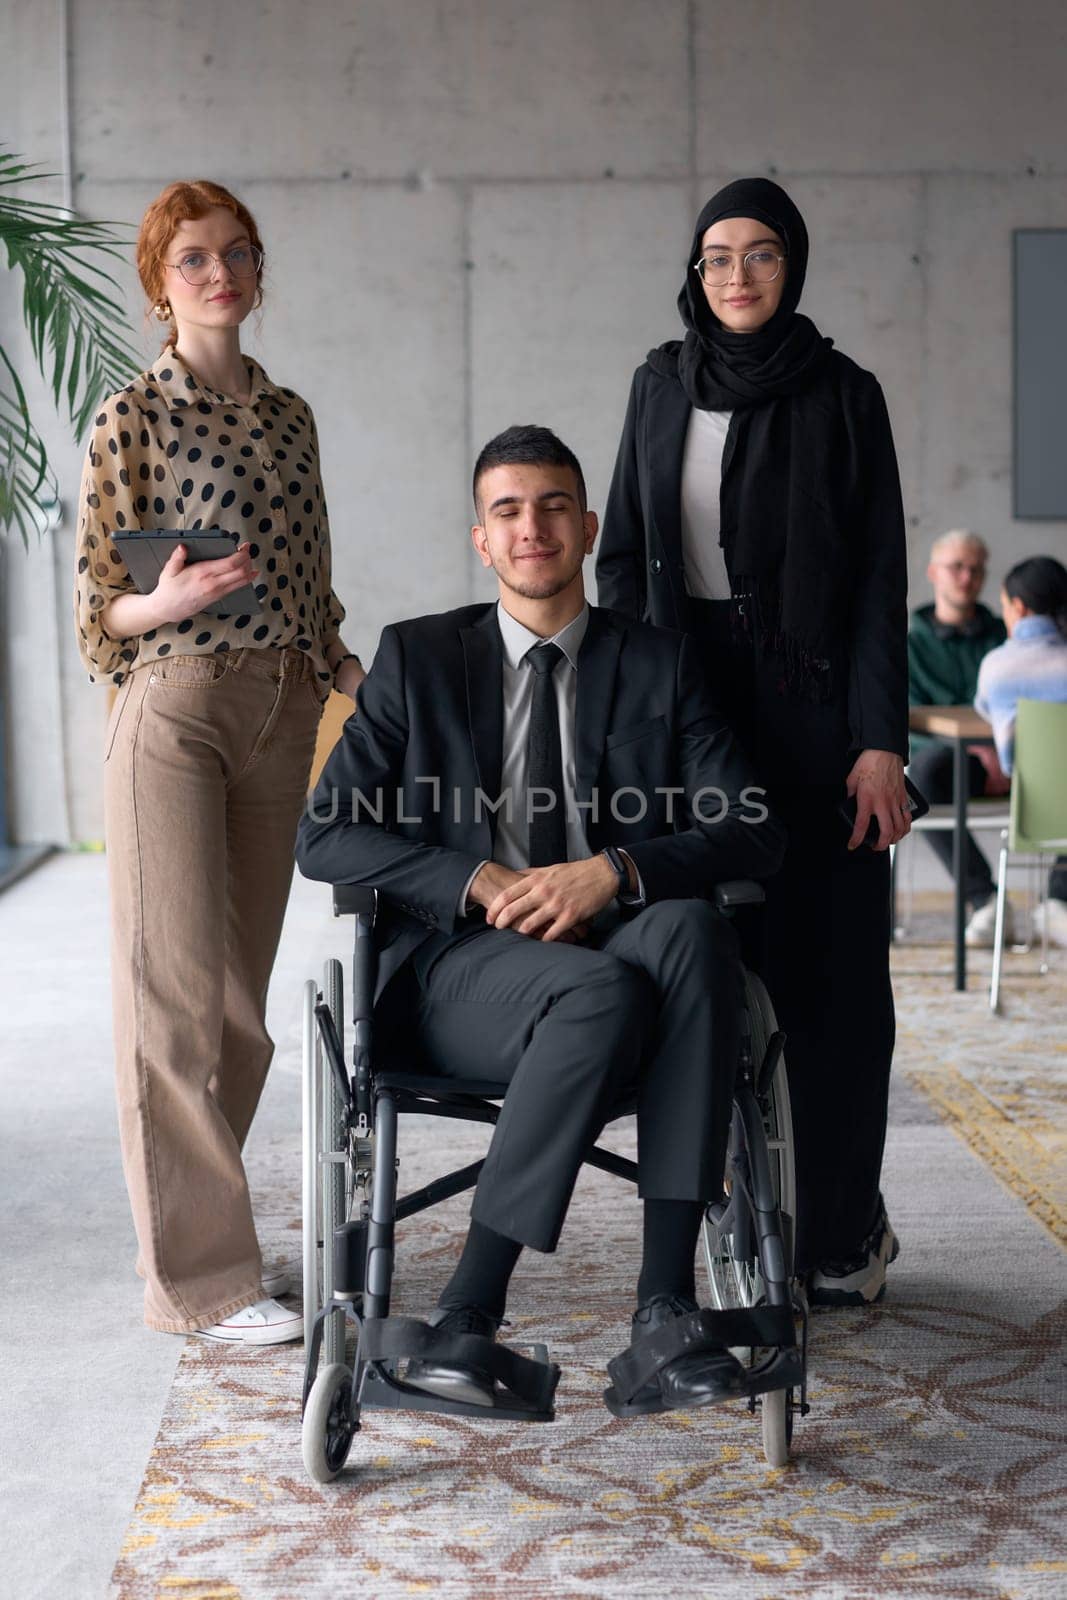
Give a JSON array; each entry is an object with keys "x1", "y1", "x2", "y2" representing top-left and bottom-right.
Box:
[
  {"x1": 1024, "y1": 855, "x2": 1039, "y2": 951},
  {"x1": 990, "y1": 837, "x2": 1010, "y2": 1013},
  {"x1": 904, "y1": 827, "x2": 916, "y2": 933},
  {"x1": 1039, "y1": 853, "x2": 1051, "y2": 976}
]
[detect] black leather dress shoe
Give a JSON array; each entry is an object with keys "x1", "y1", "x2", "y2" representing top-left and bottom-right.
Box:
[
  {"x1": 632, "y1": 1294, "x2": 746, "y2": 1409},
  {"x1": 404, "y1": 1305, "x2": 500, "y2": 1407}
]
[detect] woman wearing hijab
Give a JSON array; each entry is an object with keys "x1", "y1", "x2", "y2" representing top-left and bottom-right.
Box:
[{"x1": 597, "y1": 178, "x2": 911, "y2": 1306}]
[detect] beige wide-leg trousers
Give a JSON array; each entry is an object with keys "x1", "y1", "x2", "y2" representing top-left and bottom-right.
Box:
[{"x1": 104, "y1": 646, "x2": 325, "y2": 1331}]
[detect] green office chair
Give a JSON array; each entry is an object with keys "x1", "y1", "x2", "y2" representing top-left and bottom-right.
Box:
[{"x1": 990, "y1": 699, "x2": 1067, "y2": 1013}]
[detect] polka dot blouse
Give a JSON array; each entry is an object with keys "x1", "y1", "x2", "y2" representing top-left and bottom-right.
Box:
[{"x1": 73, "y1": 348, "x2": 347, "y2": 698}]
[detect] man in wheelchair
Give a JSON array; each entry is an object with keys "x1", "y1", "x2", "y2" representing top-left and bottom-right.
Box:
[{"x1": 296, "y1": 425, "x2": 786, "y2": 1414}]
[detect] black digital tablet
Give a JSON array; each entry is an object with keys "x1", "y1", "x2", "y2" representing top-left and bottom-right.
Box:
[{"x1": 112, "y1": 529, "x2": 262, "y2": 618}]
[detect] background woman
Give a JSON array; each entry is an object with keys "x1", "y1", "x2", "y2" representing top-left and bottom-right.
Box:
[
  {"x1": 73, "y1": 180, "x2": 364, "y2": 1342},
  {"x1": 597, "y1": 177, "x2": 910, "y2": 1305},
  {"x1": 975, "y1": 555, "x2": 1067, "y2": 947}
]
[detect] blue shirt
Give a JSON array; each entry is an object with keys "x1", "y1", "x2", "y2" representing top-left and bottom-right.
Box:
[{"x1": 974, "y1": 615, "x2": 1067, "y2": 773}]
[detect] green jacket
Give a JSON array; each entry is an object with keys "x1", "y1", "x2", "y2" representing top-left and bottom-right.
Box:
[{"x1": 908, "y1": 602, "x2": 1007, "y2": 751}]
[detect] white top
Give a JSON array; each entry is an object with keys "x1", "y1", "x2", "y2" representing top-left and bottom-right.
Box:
[{"x1": 679, "y1": 406, "x2": 733, "y2": 601}]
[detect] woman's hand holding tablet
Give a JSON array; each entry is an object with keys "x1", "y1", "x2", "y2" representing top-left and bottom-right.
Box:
[
  {"x1": 152, "y1": 539, "x2": 260, "y2": 623},
  {"x1": 112, "y1": 529, "x2": 261, "y2": 622}
]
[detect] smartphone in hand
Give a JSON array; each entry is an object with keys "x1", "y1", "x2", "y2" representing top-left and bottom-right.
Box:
[{"x1": 837, "y1": 774, "x2": 930, "y2": 847}]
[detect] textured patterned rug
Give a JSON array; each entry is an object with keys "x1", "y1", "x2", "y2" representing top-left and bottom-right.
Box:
[
  {"x1": 111, "y1": 1129, "x2": 1066, "y2": 1598},
  {"x1": 110, "y1": 892, "x2": 1067, "y2": 1600}
]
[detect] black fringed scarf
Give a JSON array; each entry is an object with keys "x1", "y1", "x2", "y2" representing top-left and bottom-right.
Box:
[{"x1": 647, "y1": 177, "x2": 850, "y2": 697}]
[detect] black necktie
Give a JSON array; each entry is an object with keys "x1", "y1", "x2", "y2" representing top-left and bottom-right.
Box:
[{"x1": 525, "y1": 643, "x2": 567, "y2": 868}]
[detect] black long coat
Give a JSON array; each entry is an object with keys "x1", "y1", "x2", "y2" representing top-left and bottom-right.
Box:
[{"x1": 595, "y1": 352, "x2": 909, "y2": 788}]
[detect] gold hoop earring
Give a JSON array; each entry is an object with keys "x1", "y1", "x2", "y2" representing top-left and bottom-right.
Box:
[{"x1": 153, "y1": 301, "x2": 172, "y2": 322}]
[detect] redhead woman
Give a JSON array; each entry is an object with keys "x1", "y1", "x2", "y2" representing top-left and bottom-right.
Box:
[
  {"x1": 598, "y1": 178, "x2": 910, "y2": 1305},
  {"x1": 73, "y1": 180, "x2": 364, "y2": 1342}
]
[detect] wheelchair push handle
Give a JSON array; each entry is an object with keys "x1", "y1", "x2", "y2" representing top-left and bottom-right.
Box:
[
  {"x1": 334, "y1": 880, "x2": 762, "y2": 918},
  {"x1": 332, "y1": 884, "x2": 378, "y2": 918},
  {"x1": 314, "y1": 1001, "x2": 353, "y2": 1117}
]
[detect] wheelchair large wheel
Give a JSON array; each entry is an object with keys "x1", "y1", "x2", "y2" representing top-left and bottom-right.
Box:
[
  {"x1": 703, "y1": 969, "x2": 798, "y2": 1467},
  {"x1": 301, "y1": 978, "x2": 319, "y2": 1350},
  {"x1": 301, "y1": 964, "x2": 349, "y2": 1370},
  {"x1": 703, "y1": 971, "x2": 796, "y2": 1307},
  {"x1": 321, "y1": 959, "x2": 348, "y2": 1367},
  {"x1": 302, "y1": 1363, "x2": 356, "y2": 1484}
]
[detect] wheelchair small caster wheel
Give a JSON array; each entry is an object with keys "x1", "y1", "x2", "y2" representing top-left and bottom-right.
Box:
[
  {"x1": 302, "y1": 1363, "x2": 356, "y2": 1483},
  {"x1": 761, "y1": 1387, "x2": 794, "y2": 1468}
]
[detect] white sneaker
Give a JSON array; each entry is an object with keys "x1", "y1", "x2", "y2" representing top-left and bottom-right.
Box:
[
  {"x1": 1031, "y1": 898, "x2": 1067, "y2": 950},
  {"x1": 262, "y1": 1263, "x2": 291, "y2": 1297},
  {"x1": 965, "y1": 898, "x2": 1015, "y2": 948},
  {"x1": 194, "y1": 1297, "x2": 304, "y2": 1345}
]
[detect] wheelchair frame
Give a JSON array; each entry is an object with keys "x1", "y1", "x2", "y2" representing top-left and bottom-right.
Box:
[{"x1": 299, "y1": 882, "x2": 808, "y2": 1482}]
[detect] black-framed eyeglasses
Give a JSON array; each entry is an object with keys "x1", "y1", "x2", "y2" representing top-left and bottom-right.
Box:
[
  {"x1": 164, "y1": 246, "x2": 263, "y2": 286},
  {"x1": 692, "y1": 249, "x2": 785, "y2": 288}
]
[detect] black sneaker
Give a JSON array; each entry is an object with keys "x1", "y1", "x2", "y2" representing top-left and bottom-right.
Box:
[
  {"x1": 404, "y1": 1305, "x2": 500, "y2": 1407},
  {"x1": 808, "y1": 1208, "x2": 900, "y2": 1307}
]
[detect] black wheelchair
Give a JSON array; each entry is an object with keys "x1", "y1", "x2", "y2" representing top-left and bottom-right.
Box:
[{"x1": 299, "y1": 880, "x2": 809, "y2": 1483}]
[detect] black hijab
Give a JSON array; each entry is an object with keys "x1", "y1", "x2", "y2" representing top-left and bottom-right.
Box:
[{"x1": 648, "y1": 178, "x2": 850, "y2": 692}]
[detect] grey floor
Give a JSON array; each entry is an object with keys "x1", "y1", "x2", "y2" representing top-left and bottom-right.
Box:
[
  {"x1": 0, "y1": 836, "x2": 1003, "y2": 1599},
  {"x1": 0, "y1": 853, "x2": 331, "y2": 1600}
]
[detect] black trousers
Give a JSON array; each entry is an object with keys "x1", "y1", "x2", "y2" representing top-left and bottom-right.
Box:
[
  {"x1": 757, "y1": 791, "x2": 894, "y2": 1271},
  {"x1": 689, "y1": 598, "x2": 894, "y2": 1271},
  {"x1": 391, "y1": 899, "x2": 742, "y2": 1254},
  {"x1": 907, "y1": 738, "x2": 995, "y2": 904}
]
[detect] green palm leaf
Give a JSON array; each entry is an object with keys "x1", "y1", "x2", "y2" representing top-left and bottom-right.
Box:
[
  {"x1": 0, "y1": 148, "x2": 141, "y2": 546},
  {"x1": 0, "y1": 344, "x2": 59, "y2": 543}
]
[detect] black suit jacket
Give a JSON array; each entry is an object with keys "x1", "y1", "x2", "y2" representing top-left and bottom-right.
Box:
[
  {"x1": 595, "y1": 356, "x2": 909, "y2": 785},
  {"x1": 296, "y1": 603, "x2": 787, "y2": 997}
]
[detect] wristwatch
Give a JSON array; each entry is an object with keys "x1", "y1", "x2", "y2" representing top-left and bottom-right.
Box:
[{"x1": 601, "y1": 844, "x2": 630, "y2": 899}]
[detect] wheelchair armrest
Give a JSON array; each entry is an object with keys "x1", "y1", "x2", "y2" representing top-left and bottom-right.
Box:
[
  {"x1": 713, "y1": 879, "x2": 765, "y2": 913},
  {"x1": 332, "y1": 883, "x2": 379, "y2": 920},
  {"x1": 335, "y1": 879, "x2": 763, "y2": 919}
]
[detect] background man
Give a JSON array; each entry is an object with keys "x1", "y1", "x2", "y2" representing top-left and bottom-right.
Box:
[
  {"x1": 908, "y1": 529, "x2": 1008, "y2": 946},
  {"x1": 297, "y1": 425, "x2": 785, "y2": 1413}
]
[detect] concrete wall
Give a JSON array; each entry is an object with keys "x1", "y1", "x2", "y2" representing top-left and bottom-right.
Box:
[{"x1": 3, "y1": 0, "x2": 1066, "y2": 843}]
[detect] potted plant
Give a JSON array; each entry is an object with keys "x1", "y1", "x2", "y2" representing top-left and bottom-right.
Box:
[
  {"x1": 0, "y1": 147, "x2": 139, "y2": 881},
  {"x1": 1, "y1": 147, "x2": 139, "y2": 542}
]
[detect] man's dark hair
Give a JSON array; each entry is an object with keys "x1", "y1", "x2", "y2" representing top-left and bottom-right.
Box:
[
  {"x1": 473, "y1": 425, "x2": 587, "y2": 516},
  {"x1": 1004, "y1": 555, "x2": 1067, "y2": 638}
]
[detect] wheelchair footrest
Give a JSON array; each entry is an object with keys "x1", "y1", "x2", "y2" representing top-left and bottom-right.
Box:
[
  {"x1": 357, "y1": 1316, "x2": 561, "y2": 1422},
  {"x1": 603, "y1": 1305, "x2": 799, "y2": 1417}
]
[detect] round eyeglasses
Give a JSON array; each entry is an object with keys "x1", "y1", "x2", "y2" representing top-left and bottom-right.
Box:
[
  {"x1": 937, "y1": 560, "x2": 987, "y2": 578},
  {"x1": 165, "y1": 245, "x2": 263, "y2": 286},
  {"x1": 693, "y1": 249, "x2": 785, "y2": 288}
]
